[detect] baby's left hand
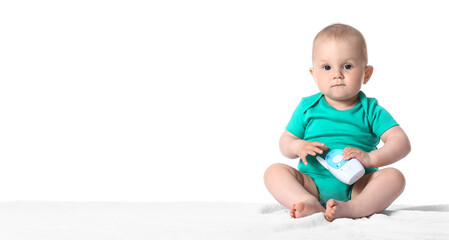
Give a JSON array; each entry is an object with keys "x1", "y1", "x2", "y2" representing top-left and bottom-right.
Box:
[{"x1": 343, "y1": 147, "x2": 371, "y2": 167}]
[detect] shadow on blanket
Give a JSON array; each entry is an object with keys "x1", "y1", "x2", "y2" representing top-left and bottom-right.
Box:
[
  {"x1": 388, "y1": 204, "x2": 449, "y2": 212},
  {"x1": 259, "y1": 203, "x2": 449, "y2": 215},
  {"x1": 1, "y1": 202, "x2": 448, "y2": 239},
  {"x1": 258, "y1": 203, "x2": 449, "y2": 239}
]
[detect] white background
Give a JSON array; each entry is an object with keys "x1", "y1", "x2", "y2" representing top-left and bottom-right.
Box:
[{"x1": 1, "y1": 0, "x2": 448, "y2": 205}]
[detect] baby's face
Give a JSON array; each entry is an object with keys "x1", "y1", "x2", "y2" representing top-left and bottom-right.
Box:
[{"x1": 310, "y1": 37, "x2": 371, "y2": 103}]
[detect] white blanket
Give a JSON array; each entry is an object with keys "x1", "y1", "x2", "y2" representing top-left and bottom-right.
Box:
[{"x1": 1, "y1": 202, "x2": 448, "y2": 239}]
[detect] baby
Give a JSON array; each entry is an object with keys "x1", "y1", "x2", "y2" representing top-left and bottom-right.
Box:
[{"x1": 264, "y1": 23, "x2": 411, "y2": 221}]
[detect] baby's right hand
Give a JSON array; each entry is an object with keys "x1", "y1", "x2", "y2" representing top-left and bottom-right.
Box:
[{"x1": 296, "y1": 140, "x2": 328, "y2": 165}]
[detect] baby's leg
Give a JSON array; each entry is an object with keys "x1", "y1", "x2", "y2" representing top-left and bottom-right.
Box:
[
  {"x1": 324, "y1": 168, "x2": 405, "y2": 221},
  {"x1": 264, "y1": 163, "x2": 324, "y2": 218}
]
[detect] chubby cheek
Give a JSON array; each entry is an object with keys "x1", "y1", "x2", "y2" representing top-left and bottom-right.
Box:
[
  {"x1": 315, "y1": 82, "x2": 331, "y2": 95},
  {"x1": 347, "y1": 71, "x2": 366, "y2": 84},
  {"x1": 314, "y1": 77, "x2": 330, "y2": 91},
  {"x1": 345, "y1": 76, "x2": 364, "y2": 89}
]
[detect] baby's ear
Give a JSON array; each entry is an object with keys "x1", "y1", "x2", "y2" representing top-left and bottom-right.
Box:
[
  {"x1": 363, "y1": 66, "x2": 374, "y2": 84},
  {"x1": 309, "y1": 67, "x2": 316, "y2": 81}
]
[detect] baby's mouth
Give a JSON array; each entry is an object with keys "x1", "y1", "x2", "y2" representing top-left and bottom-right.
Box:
[{"x1": 332, "y1": 84, "x2": 345, "y2": 87}]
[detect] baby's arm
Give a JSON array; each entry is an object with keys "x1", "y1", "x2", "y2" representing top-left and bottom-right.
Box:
[
  {"x1": 343, "y1": 126, "x2": 411, "y2": 168},
  {"x1": 279, "y1": 130, "x2": 329, "y2": 165}
]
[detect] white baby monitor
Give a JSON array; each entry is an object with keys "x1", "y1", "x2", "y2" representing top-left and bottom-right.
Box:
[{"x1": 316, "y1": 149, "x2": 365, "y2": 185}]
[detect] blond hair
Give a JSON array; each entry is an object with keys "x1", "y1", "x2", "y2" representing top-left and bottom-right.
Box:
[{"x1": 312, "y1": 23, "x2": 368, "y2": 65}]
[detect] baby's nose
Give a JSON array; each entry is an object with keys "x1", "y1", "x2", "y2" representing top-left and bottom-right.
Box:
[{"x1": 332, "y1": 69, "x2": 343, "y2": 79}]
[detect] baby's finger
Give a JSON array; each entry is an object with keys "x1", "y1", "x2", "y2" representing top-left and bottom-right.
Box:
[
  {"x1": 342, "y1": 147, "x2": 351, "y2": 154},
  {"x1": 344, "y1": 150, "x2": 359, "y2": 160},
  {"x1": 312, "y1": 142, "x2": 329, "y2": 152},
  {"x1": 299, "y1": 154, "x2": 309, "y2": 165},
  {"x1": 318, "y1": 145, "x2": 329, "y2": 151},
  {"x1": 308, "y1": 146, "x2": 325, "y2": 155},
  {"x1": 311, "y1": 141, "x2": 326, "y2": 147},
  {"x1": 301, "y1": 158, "x2": 308, "y2": 165},
  {"x1": 305, "y1": 148, "x2": 317, "y2": 156},
  {"x1": 342, "y1": 147, "x2": 354, "y2": 159},
  {"x1": 343, "y1": 153, "x2": 353, "y2": 160}
]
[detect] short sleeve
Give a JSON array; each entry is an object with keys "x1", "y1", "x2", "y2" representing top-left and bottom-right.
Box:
[
  {"x1": 368, "y1": 99, "x2": 399, "y2": 137},
  {"x1": 286, "y1": 100, "x2": 306, "y2": 138}
]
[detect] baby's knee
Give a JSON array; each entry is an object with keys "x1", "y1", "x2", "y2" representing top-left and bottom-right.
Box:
[
  {"x1": 383, "y1": 167, "x2": 406, "y2": 189},
  {"x1": 265, "y1": 163, "x2": 287, "y2": 175},
  {"x1": 264, "y1": 163, "x2": 291, "y2": 179}
]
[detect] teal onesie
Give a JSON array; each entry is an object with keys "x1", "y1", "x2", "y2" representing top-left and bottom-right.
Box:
[{"x1": 286, "y1": 91, "x2": 398, "y2": 207}]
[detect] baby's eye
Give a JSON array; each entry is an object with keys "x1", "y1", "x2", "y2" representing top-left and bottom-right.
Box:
[
  {"x1": 323, "y1": 65, "x2": 331, "y2": 71},
  {"x1": 343, "y1": 64, "x2": 352, "y2": 70}
]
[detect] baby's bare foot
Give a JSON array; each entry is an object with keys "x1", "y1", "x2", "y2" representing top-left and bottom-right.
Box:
[
  {"x1": 289, "y1": 199, "x2": 325, "y2": 219},
  {"x1": 324, "y1": 199, "x2": 352, "y2": 222}
]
